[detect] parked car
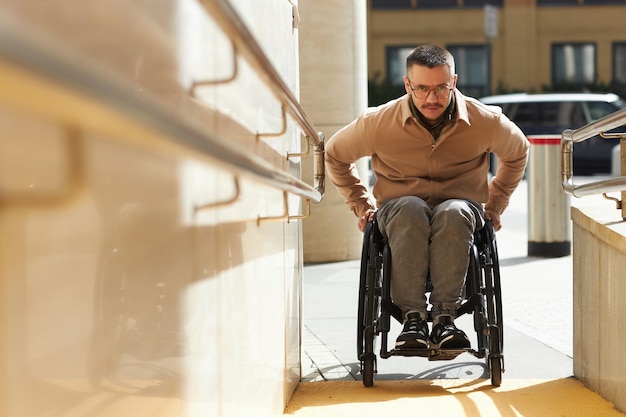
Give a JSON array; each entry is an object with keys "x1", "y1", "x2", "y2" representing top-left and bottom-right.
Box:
[{"x1": 479, "y1": 92, "x2": 626, "y2": 175}]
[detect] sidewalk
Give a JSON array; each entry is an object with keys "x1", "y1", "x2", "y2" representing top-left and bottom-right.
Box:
[{"x1": 301, "y1": 178, "x2": 611, "y2": 383}]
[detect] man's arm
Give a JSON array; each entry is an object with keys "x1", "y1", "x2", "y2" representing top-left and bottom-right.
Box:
[
  {"x1": 325, "y1": 119, "x2": 376, "y2": 220},
  {"x1": 486, "y1": 115, "x2": 530, "y2": 217}
]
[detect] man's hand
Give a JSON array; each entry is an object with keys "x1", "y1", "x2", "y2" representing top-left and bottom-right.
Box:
[
  {"x1": 358, "y1": 209, "x2": 377, "y2": 232},
  {"x1": 484, "y1": 209, "x2": 501, "y2": 231}
]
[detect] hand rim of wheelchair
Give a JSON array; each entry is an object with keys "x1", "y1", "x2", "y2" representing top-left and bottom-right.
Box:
[{"x1": 357, "y1": 219, "x2": 504, "y2": 387}]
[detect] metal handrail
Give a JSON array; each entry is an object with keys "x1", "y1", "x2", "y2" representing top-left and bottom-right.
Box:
[
  {"x1": 197, "y1": 0, "x2": 325, "y2": 199},
  {"x1": 0, "y1": 10, "x2": 323, "y2": 205},
  {"x1": 561, "y1": 107, "x2": 626, "y2": 197}
]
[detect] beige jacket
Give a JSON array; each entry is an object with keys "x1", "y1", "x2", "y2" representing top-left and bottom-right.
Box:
[{"x1": 325, "y1": 91, "x2": 529, "y2": 218}]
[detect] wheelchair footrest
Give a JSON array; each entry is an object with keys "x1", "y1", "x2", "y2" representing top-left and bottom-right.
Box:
[
  {"x1": 427, "y1": 349, "x2": 465, "y2": 361},
  {"x1": 388, "y1": 348, "x2": 430, "y2": 358},
  {"x1": 389, "y1": 347, "x2": 471, "y2": 360}
]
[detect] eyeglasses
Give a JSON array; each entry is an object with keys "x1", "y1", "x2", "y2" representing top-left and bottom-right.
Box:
[{"x1": 407, "y1": 80, "x2": 453, "y2": 100}]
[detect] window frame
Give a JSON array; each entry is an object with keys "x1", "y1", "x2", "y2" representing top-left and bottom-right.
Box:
[
  {"x1": 446, "y1": 43, "x2": 492, "y2": 97},
  {"x1": 551, "y1": 42, "x2": 597, "y2": 88},
  {"x1": 537, "y1": 0, "x2": 579, "y2": 6},
  {"x1": 462, "y1": 0, "x2": 503, "y2": 7},
  {"x1": 385, "y1": 45, "x2": 417, "y2": 86},
  {"x1": 416, "y1": 0, "x2": 458, "y2": 8},
  {"x1": 370, "y1": 0, "x2": 413, "y2": 10},
  {"x1": 612, "y1": 42, "x2": 626, "y2": 86},
  {"x1": 583, "y1": 0, "x2": 626, "y2": 4}
]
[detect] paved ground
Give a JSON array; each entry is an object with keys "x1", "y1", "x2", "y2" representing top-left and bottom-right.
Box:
[{"x1": 301, "y1": 177, "x2": 612, "y2": 383}]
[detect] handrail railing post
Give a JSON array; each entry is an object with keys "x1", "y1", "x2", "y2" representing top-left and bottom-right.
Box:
[
  {"x1": 561, "y1": 129, "x2": 574, "y2": 194},
  {"x1": 561, "y1": 108, "x2": 626, "y2": 209},
  {"x1": 621, "y1": 136, "x2": 626, "y2": 220},
  {"x1": 314, "y1": 133, "x2": 325, "y2": 199}
]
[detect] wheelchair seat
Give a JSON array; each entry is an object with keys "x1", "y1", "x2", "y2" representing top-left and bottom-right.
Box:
[{"x1": 357, "y1": 220, "x2": 503, "y2": 387}]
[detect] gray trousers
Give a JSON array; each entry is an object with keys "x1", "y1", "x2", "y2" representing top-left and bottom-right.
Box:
[{"x1": 376, "y1": 196, "x2": 484, "y2": 321}]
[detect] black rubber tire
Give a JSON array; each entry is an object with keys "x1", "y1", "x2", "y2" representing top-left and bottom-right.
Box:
[
  {"x1": 362, "y1": 237, "x2": 378, "y2": 387},
  {"x1": 489, "y1": 355, "x2": 502, "y2": 387},
  {"x1": 357, "y1": 223, "x2": 372, "y2": 359},
  {"x1": 362, "y1": 326, "x2": 375, "y2": 387},
  {"x1": 487, "y1": 325, "x2": 502, "y2": 386}
]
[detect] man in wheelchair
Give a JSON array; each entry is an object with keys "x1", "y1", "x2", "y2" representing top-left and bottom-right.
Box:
[{"x1": 326, "y1": 45, "x2": 528, "y2": 352}]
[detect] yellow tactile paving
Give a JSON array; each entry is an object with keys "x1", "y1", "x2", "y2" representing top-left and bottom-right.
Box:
[{"x1": 285, "y1": 378, "x2": 625, "y2": 417}]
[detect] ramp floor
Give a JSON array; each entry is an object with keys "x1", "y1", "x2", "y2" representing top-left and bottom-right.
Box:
[{"x1": 285, "y1": 378, "x2": 625, "y2": 417}]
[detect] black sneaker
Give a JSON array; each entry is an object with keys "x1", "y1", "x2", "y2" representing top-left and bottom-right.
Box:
[
  {"x1": 430, "y1": 316, "x2": 470, "y2": 350},
  {"x1": 395, "y1": 312, "x2": 429, "y2": 350}
]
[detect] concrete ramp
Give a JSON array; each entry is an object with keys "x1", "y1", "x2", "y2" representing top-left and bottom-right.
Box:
[{"x1": 285, "y1": 378, "x2": 625, "y2": 417}]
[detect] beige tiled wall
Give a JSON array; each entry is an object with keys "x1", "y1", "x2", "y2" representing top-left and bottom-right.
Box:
[{"x1": 0, "y1": 1, "x2": 308, "y2": 416}]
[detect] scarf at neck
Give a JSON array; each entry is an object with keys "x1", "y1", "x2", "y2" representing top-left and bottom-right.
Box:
[{"x1": 409, "y1": 93, "x2": 456, "y2": 140}]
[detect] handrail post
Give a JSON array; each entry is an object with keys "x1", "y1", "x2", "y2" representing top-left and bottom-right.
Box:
[
  {"x1": 561, "y1": 129, "x2": 574, "y2": 194},
  {"x1": 561, "y1": 108, "x2": 626, "y2": 203},
  {"x1": 314, "y1": 133, "x2": 325, "y2": 199},
  {"x1": 622, "y1": 136, "x2": 626, "y2": 220}
]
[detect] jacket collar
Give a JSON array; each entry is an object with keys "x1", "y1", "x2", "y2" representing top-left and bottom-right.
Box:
[{"x1": 401, "y1": 89, "x2": 471, "y2": 127}]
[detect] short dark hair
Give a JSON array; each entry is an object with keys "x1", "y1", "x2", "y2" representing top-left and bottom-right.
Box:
[{"x1": 406, "y1": 45, "x2": 455, "y2": 74}]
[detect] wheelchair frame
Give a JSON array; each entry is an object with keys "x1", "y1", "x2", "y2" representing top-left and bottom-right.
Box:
[{"x1": 357, "y1": 220, "x2": 504, "y2": 387}]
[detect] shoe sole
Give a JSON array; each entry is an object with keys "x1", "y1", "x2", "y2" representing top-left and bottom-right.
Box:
[
  {"x1": 395, "y1": 339, "x2": 429, "y2": 350},
  {"x1": 430, "y1": 334, "x2": 470, "y2": 350}
]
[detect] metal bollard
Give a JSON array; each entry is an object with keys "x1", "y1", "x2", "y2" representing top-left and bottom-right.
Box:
[{"x1": 527, "y1": 135, "x2": 571, "y2": 257}]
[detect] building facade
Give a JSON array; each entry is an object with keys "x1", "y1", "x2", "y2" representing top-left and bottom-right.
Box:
[{"x1": 367, "y1": 0, "x2": 626, "y2": 103}]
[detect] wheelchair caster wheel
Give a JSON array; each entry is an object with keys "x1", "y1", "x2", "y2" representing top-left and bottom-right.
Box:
[
  {"x1": 489, "y1": 356, "x2": 502, "y2": 387},
  {"x1": 487, "y1": 325, "x2": 503, "y2": 386},
  {"x1": 362, "y1": 356, "x2": 376, "y2": 387},
  {"x1": 361, "y1": 326, "x2": 377, "y2": 387}
]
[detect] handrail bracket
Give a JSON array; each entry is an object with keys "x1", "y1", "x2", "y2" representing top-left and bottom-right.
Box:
[{"x1": 602, "y1": 192, "x2": 622, "y2": 210}]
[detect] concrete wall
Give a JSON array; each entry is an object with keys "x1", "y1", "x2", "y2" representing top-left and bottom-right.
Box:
[
  {"x1": 300, "y1": 0, "x2": 369, "y2": 263},
  {"x1": 0, "y1": 1, "x2": 306, "y2": 416},
  {"x1": 571, "y1": 205, "x2": 626, "y2": 414}
]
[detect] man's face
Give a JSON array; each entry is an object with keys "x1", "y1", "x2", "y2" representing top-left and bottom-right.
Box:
[{"x1": 403, "y1": 64, "x2": 457, "y2": 121}]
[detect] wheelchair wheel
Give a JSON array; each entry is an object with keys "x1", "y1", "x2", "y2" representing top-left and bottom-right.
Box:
[
  {"x1": 483, "y1": 223, "x2": 503, "y2": 386},
  {"x1": 467, "y1": 243, "x2": 488, "y2": 356},
  {"x1": 357, "y1": 222, "x2": 382, "y2": 387},
  {"x1": 357, "y1": 226, "x2": 369, "y2": 361}
]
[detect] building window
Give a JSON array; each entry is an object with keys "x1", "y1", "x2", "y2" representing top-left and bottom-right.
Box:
[
  {"x1": 447, "y1": 44, "x2": 491, "y2": 97},
  {"x1": 552, "y1": 43, "x2": 596, "y2": 88},
  {"x1": 584, "y1": 0, "x2": 626, "y2": 4},
  {"x1": 371, "y1": 0, "x2": 413, "y2": 9},
  {"x1": 386, "y1": 44, "x2": 491, "y2": 95},
  {"x1": 537, "y1": 0, "x2": 579, "y2": 5},
  {"x1": 613, "y1": 42, "x2": 626, "y2": 86},
  {"x1": 463, "y1": 0, "x2": 503, "y2": 7},
  {"x1": 371, "y1": 0, "x2": 504, "y2": 7},
  {"x1": 417, "y1": 0, "x2": 458, "y2": 8},
  {"x1": 538, "y1": 0, "x2": 626, "y2": 4},
  {"x1": 386, "y1": 45, "x2": 415, "y2": 85}
]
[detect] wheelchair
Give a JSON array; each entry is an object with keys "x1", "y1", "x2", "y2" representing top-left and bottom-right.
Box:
[{"x1": 357, "y1": 220, "x2": 504, "y2": 387}]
